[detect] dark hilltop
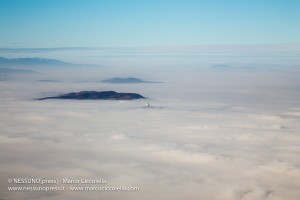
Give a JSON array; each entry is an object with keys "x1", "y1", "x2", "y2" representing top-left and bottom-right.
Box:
[{"x1": 38, "y1": 91, "x2": 145, "y2": 100}]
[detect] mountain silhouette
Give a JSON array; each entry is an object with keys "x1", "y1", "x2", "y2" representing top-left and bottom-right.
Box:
[{"x1": 38, "y1": 91, "x2": 145, "y2": 100}]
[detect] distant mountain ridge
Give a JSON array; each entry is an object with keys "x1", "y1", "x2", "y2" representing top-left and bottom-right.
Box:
[
  {"x1": 38, "y1": 91, "x2": 145, "y2": 100},
  {"x1": 0, "y1": 57, "x2": 98, "y2": 67},
  {"x1": 0, "y1": 67, "x2": 39, "y2": 74},
  {"x1": 211, "y1": 64, "x2": 257, "y2": 71},
  {"x1": 0, "y1": 57, "x2": 72, "y2": 66}
]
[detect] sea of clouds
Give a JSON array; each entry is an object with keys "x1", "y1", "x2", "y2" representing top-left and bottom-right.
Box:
[{"x1": 1, "y1": 64, "x2": 300, "y2": 200}]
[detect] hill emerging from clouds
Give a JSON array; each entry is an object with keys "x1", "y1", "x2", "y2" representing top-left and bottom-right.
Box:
[
  {"x1": 38, "y1": 91, "x2": 145, "y2": 100},
  {"x1": 102, "y1": 77, "x2": 162, "y2": 84}
]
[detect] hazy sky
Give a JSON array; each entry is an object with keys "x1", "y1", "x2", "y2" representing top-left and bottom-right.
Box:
[{"x1": 1, "y1": 0, "x2": 299, "y2": 48}]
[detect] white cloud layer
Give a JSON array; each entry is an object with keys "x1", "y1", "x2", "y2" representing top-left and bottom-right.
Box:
[{"x1": 1, "y1": 68, "x2": 300, "y2": 200}]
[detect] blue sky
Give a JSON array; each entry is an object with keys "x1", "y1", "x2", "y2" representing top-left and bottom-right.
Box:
[{"x1": 0, "y1": 0, "x2": 299, "y2": 48}]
